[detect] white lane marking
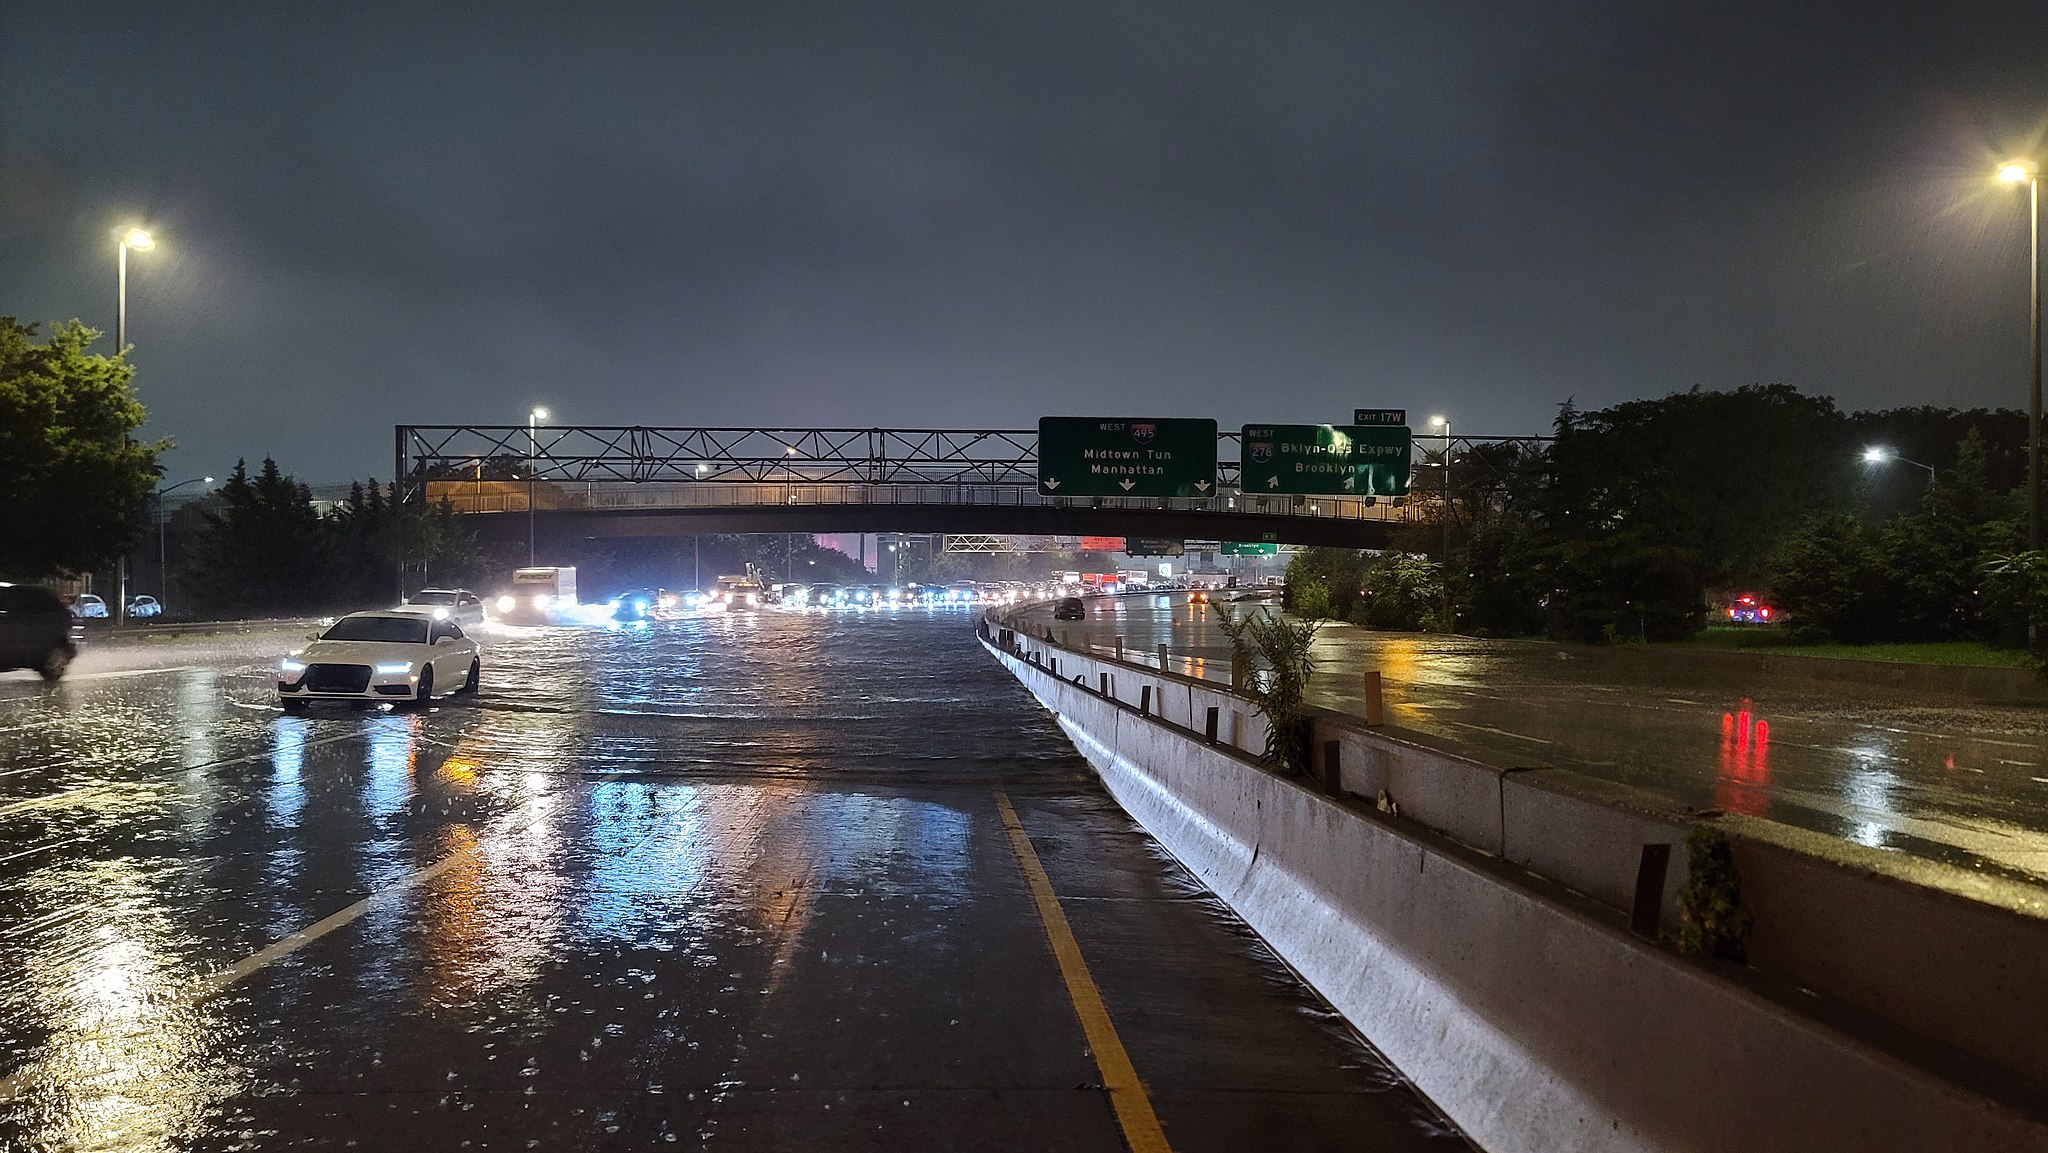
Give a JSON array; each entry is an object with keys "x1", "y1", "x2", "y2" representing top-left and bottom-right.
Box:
[
  {"x1": 58, "y1": 665, "x2": 208, "y2": 682},
  {"x1": 189, "y1": 846, "x2": 479, "y2": 997},
  {"x1": 0, "y1": 836, "x2": 89, "y2": 867},
  {"x1": 0, "y1": 733, "x2": 357, "y2": 819},
  {"x1": 0, "y1": 799, "x2": 541, "y2": 1103},
  {"x1": 1445, "y1": 720, "x2": 1556, "y2": 745}
]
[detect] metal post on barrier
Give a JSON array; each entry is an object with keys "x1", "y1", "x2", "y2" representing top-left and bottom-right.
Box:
[
  {"x1": 1631, "y1": 844, "x2": 1672, "y2": 938},
  {"x1": 1139, "y1": 685, "x2": 1152, "y2": 715},
  {"x1": 1230, "y1": 652, "x2": 1248, "y2": 692},
  {"x1": 1320, "y1": 740, "x2": 1342, "y2": 798},
  {"x1": 1050, "y1": 657, "x2": 1059, "y2": 675},
  {"x1": 1099, "y1": 672, "x2": 1111, "y2": 697},
  {"x1": 1363, "y1": 670, "x2": 1385, "y2": 726},
  {"x1": 1157, "y1": 643, "x2": 1169, "y2": 671},
  {"x1": 1204, "y1": 706, "x2": 1219, "y2": 744}
]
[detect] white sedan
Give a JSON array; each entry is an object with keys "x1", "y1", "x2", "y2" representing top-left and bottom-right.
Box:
[
  {"x1": 278, "y1": 611, "x2": 481, "y2": 710},
  {"x1": 399, "y1": 588, "x2": 487, "y2": 628}
]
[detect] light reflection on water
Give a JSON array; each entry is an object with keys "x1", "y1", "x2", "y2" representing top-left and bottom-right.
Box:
[
  {"x1": 1060, "y1": 596, "x2": 2048, "y2": 884},
  {"x1": 0, "y1": 604, "x2": 1060, "y2": 1147}
]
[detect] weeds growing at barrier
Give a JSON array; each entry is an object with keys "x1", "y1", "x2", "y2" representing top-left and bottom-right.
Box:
[
  {"x1": 1676, "y1": 825, "x2": 1751, "y2": 961},
  {"x1": 1218, "y1": 606, "x2": 1322, "y2": 774}
]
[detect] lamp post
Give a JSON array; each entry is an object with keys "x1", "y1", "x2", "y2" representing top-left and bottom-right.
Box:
[
  {"x1": 527, "y1": 406, "x2": 549, "y2": 566},
  {"x1": 1429, "y1": 414, "x2": 1452, "y2": 630},
  {"x1": 1861, "y1": 446, "x2": 1935, "y2": 482},
  {"x1": 114, "y1": 228, "x2": 154, "y2": 627},
  {"x1": 1999, "y1": 161, "x2": 2041, "y2": 552},
  {"x1": 115, "y1": 227, "x2": 154, "y2": 355},
  {"x1": 157, "y1": 476, "x2": 214, "y2": 615}
]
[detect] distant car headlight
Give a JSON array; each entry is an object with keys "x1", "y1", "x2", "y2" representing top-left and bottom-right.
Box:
[
  {"x1": 684, "y1": 592, "x2": 702, "y2": 607},
  {"x1": 280, "y1": 659, "x2": 306, "y2": 674},
  {"x1": 432, "y1": 607, "x2": 450, "y2": 620},
  {"x1": 496, "y1": 595, "x2": 516, "y2": 613},
  {"x1": 533, "y1": 594, "x2": 553, "y2": 609},
  {"x1": 375, "y1": 662, "x2": 414, "y2": 675}
]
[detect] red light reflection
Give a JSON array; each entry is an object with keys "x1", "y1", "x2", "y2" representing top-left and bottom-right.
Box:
[{"x1": 1716, "y1": 703, "x2": 1771, "y2": 816}]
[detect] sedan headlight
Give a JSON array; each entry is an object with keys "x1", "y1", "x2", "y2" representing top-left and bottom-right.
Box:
[
  {"x1": 496, "y1": 595, "x2": 516, "y2": 613},
  {"x1": 280, "y1": 659, "x2": 306, "y2": 674},
  {"x1": 375, "y1": 662, "x2": 414, "y2": 675},
  {"x1": 532, "y1": 594, "x2": 553, "y2": 609}
]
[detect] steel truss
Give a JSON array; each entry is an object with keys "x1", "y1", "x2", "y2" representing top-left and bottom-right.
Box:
[
  {"x1": 398, "y1": 424, "x2": 1548, "y2": 504},
  {"x1": 941, "y1": 534, "x2": 1071, "y2": 554}
]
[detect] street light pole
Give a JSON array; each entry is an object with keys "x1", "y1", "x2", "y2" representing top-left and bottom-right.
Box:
[
  {"x1": 527, "y1": 406, "x2": 549, "y2": 567},
  {"x1": 157, "y1": 476, "x2": 214, "y2": 615},
  {"x1": 113, "y1": 228, "x2": 154, "y2": 627},
  {"x1": 1429, "y1": 414, "x2": 1452, "y2": 630},
  {"x1": 2032, "y1": 172, "x2": 2041, "y2": 553},
  {"x1": 1999, "y1": 162, "x2": 2043, "y2": 551}
]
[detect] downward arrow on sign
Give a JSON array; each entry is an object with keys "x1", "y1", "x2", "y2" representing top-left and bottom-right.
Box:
[
  {"x1": 1118, "y1": 479, "x2": 1135, "y2": 491},
  {"x1": 1045, "y1": 478, "x2": 1061, "y2": 490},
  {"x1": 1195, "y1": 480, "x2": 1211, "y2": 492}
]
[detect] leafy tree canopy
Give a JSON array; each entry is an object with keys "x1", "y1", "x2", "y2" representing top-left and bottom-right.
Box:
[{"x1": 0, "y1": 318, "x2": 165, "y2": 578}]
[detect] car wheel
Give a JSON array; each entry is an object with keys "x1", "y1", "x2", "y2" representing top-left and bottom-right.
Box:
[
  {"x1": 37, "y1": 646, "x2": 71, "y2": 681},
  {"x1": 413, "y1": 666, "x2": 434, "y2": 706},
  {"x1": 460, "y1": 660, "x2": 480, "y2": 696},
  {"x1": 282, "y1": 698, "x2": 308, "y2": 713}
]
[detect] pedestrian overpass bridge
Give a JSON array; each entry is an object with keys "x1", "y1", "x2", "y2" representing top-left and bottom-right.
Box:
[{"x1": 397, "y1": 424, "x2": 1539, "y2": 550}]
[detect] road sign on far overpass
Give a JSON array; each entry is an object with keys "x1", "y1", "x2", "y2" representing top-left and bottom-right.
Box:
[
  {"x1": 1037, "y1": 417, "x2": 1218, "y2": 498},
  {"x1": 1241, "y1": 423, "x2": 1412, "y2": 497}
]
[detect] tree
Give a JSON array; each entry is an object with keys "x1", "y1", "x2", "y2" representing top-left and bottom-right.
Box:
[
  {"x1": 180, "y1": 459, "x2": 333, "y2": 616},
  {"x1": 1355, "y1": 553, "x2": 1444, "y2": 631},
  {"x1": 0, "y1": 318, "x2": 165, "y2": 578},
  {"x1": 1769, "y1": 515, "x2": 1886, "y2": 642},
  {"x1": 1540, "y1": 386, "x2": 1846, "y2": 641},
  {"x1": 1284, "y1": 548, "x2": 1366, "y2": 619}
]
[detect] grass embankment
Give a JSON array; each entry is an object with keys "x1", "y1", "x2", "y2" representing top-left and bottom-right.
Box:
[{"x1": 1673, "y1": 627, "x2": 2035, "y2": 669}]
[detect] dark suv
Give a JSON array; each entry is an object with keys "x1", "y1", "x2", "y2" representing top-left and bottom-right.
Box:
[
  {"x1": 0, "y1": 584, "x2": 82, "y2": 679},
  {"x1": 1052, "y1": 596, "x2": 1087, "y2": 620}
]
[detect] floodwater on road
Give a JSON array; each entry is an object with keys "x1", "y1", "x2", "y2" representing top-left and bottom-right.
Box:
[
  {"x1": 0, "y1": 608, "x2": 1462, "y2": 1152},
  {"x1": 1025, "y1": 594, "x2": 2048, "y2": 892}
]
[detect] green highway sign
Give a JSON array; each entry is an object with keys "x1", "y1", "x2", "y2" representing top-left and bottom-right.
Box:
[
  {"x1": 1221, "y1": 542, "x2": 1279, "y2": 555},
  {"x1": 1038, "y1": 417, "x2": 1219, "y2": 498},
  {"x1": 1240, "y1": 423, "x2": 1412, "y2": 496}
]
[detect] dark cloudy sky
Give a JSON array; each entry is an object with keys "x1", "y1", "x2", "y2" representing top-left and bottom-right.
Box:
[{"x1": 6, "y1": 2, "x2": 2048, "y2": 481}]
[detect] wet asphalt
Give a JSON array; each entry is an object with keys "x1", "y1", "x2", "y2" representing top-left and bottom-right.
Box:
[
  {"x1": 0, "y1": 609, "x2": 1463, "y2": 1152},
  {"x1": 1029, "y1": 594, "x2": 2048, "y2": 889}
]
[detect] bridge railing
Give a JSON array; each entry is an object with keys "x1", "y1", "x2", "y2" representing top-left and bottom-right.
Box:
[{"x1": 423, "y1": 478, "x2": 1419, "y2": 524}]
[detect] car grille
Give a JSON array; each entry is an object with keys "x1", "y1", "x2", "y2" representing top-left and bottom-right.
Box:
[{"x1": 305, "y1": 663, "x2": 372, "y2": 693}]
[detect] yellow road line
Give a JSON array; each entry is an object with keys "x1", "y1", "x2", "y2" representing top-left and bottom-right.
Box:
[{"x1": 995, "y1": 788, "x2": 1173, "y2": 1153}]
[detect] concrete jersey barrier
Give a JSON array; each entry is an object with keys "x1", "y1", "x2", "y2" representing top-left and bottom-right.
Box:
[{"x1": 981, "y1": 619, "x2": 2048, "y2": 1152}]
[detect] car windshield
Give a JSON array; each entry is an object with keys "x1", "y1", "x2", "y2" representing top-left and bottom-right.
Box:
[
  {"x1": 321, "y1": 615, "x2": 429, "y2": 643},
  {"x1": 410, "y1": 591, "x2": 458, "y2": 605}
]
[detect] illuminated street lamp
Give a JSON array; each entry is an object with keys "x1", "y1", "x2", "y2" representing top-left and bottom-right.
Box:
[
  {"x1": 113, "y1": 227, "x2": 155, "y2": 626},
  {"x1": 1428, "y1": 414, "x2": 1451, "y2": 556},
  {"x1": 527, "y1": 406, "x2": 549, "y2": 566},
  {"x1": 1998, "y1": 160, "x2": 2041, "y2": 551},
  {"x1": 115, "y1": 227, "x2": 154, "y2": 353},
  {"x1": 1861, "y1": 446, "x2": 1935, "y2": 480},
  {"x1": 157, "y1": 476, "x2": 214, "y2": 614}
]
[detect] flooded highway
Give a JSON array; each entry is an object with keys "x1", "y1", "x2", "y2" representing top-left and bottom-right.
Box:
[
  {"x1": 1024, "y1": 594, "x2": 2048, "y2": 892},
  {"x1": 0, "y1": 609, "x2": 1462, "y2": 1152}
]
